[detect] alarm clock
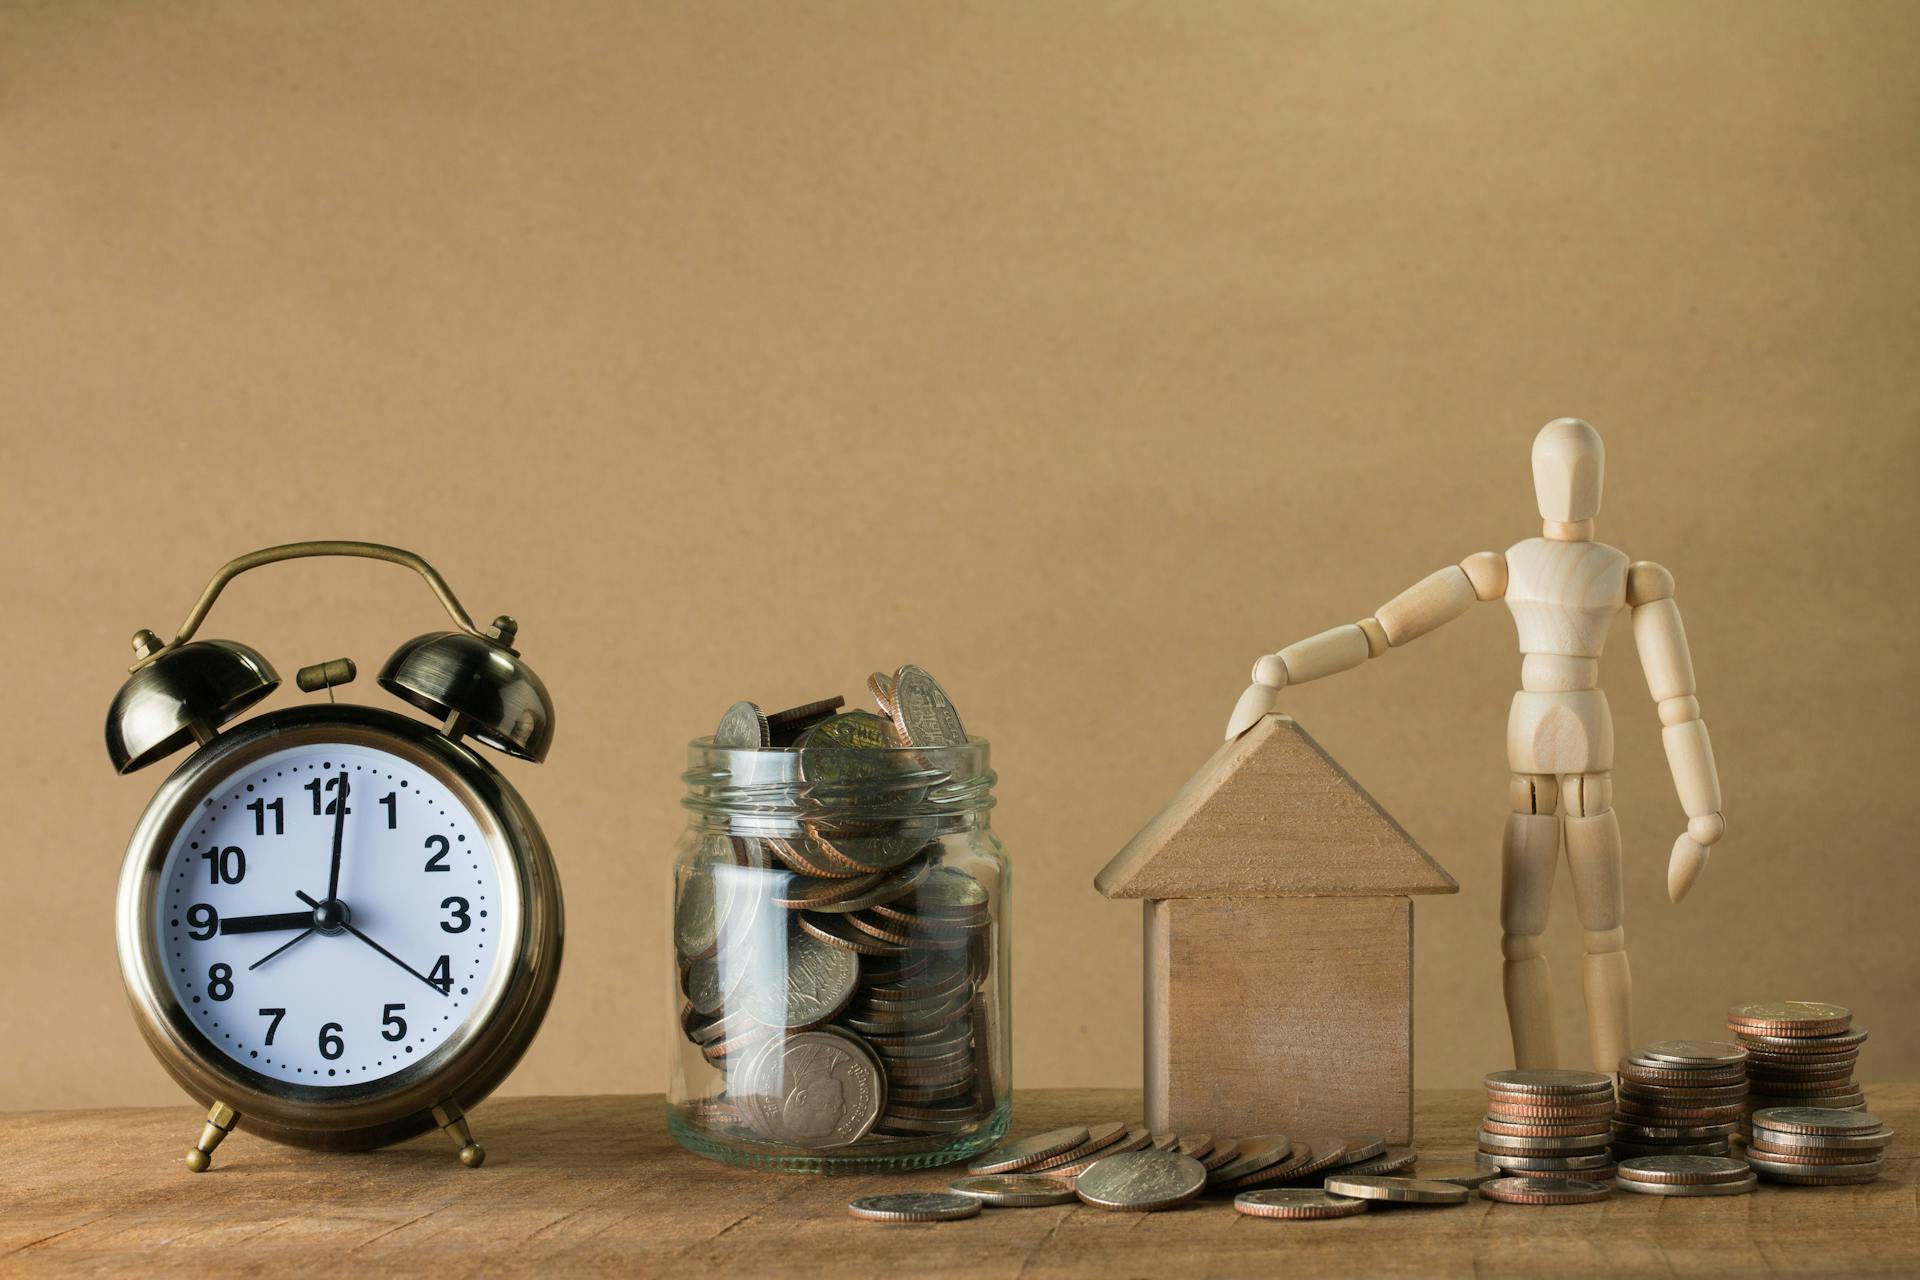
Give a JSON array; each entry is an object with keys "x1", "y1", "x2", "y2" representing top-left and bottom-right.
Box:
[{"x1": 106, "y1": 541, "x2": 563, "y2": 1172}]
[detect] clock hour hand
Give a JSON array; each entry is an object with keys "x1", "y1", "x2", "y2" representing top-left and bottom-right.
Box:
[
  {"x1": 296, "y1": 890, "x2": 447, "y2": 997},
  {"x1": 325, "y1": 770, "x2": 351, "y2": 902},
  {"x1": 217, "y1": 911, "x2": 316, "y2": 935}
]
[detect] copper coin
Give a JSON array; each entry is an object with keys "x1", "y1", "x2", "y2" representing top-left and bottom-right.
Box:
[
  {"x1": 1337, "y1": 1133, "x2": 1388, "y2": 1164},
  {"x1": 1733, "y1": 1026, "x2": 1868, "y2": 1051},
  {"x1": 1200, "y1": 1139, "x2": 1241, "y2": 1171},
  {"x1": 967, "y1": 1126, "x2": 1092, "y2": 1175},
  {"x1": 1272, "y1": 1137, "x2": 1350, "y2": 1182},
  {"x1": 1725, "y1": 1001, "x2": 1852, "y2": 1037},
  {"x1": 766, "y1": 836, "x2": 868, "y2": 879},
  {"x1": 1176, "y1": 1133, "x2": 1215, "y2": 1161},
  {"x1": 1483, "y1": 1117, "x2": 1614, "y2": 1138},
  {"x1": 1027, "y1": 1122, "x2": 1129, "y2": 1171},
  {"x1": 1479, "y1": 1176, "x2": 1611, "y2": 1205},
  {"x1": 1612, "y1": 1141, "x2": 1732, "y2": 1158},
  {"x1": 1234, "y1": 1189, "x2": 1368, "y2": 1220},
  {"x1": 1483, "y1": 1069, "x2": 1614, "y2": 1095},
  {"x1": 798, "y1": 911, "x2": 904, "y2": 956},
  {"x1": 1218, "y1": 1146, "x2": 1317, "y2": 1190},
  {"x1": 1746, "y1": 1153, "x2": 1883, "y2": 1179},
  {"x1": 848, "y1": 1192, "x2": 981, "y2": 1223},
  {"x1": 1486, "y1": 1099, "x2": 1617, "y2": 1119},
  {"x1": 1207, "y1": 1134, "x2": 1295, "y2": 1184},
  {"x1": 866, "y1": 671, "x2": 899, "y2": 717},
  {"x1": 1334, "y1": 1146, "x2": 1419, "y2": 1177},
  {"x1": 1742, "y1": 1143, "x2": 1880, "y2": 1164}
]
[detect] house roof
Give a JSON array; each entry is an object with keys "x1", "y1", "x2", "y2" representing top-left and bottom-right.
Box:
[{"x1": 1095, "y1": 714, "x2": 1458, "y2": 900}]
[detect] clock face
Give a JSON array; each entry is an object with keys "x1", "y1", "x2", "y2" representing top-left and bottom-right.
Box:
[{"x1": 152, "y1": 739, "x2": 510, "y2": 1088}]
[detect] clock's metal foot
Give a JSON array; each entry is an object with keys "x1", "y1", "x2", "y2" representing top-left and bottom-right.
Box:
[
  {"x1": 185, "y1": 1100, "x2": 238, "y2": 1172},
  {"x1": 432, "y1": 1100, "x2": 486, "y2": 1168}
]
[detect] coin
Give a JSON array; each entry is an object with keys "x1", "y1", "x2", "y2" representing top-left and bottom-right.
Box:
[
  {"x1": 1616, "y1": 1173, "x2": 1759, "y2": 1197},
  {"x1": 795, "y1": 711, "x2": 900, "y2": 782},
  {"x1": 1176, "y1": 1134, "x2": 1216, "y2": 1161},
  {"x1": 1337, "y1": 1133, "x2": 1388, "y2": 1164},
  {"x1": 739, "y1": 929, "x2": 860, "y2": 1030},
  {"x1": 1333, "y1": 1146, "x2": 1419, "y2": 1176},
  {"x1": 1074, "y1": 1151, "x2": 1208, "y2": 1211},
  {"x1": 1744, "y1": 1153, "x2": 1883, "y2": 1178},
  {"x1": 1745, "y1": 1126, "x2": 1893, "y2": 1151},
  {"x1": 1027, "y1": 1121, "x2": 1128, "y2": 1171},
  {"x1": 715, "y1": 700, "x2": 771, "y2": 749},
  {"x1": 1482, "y1": 1151, "x2": 1614, "y2": 1172},
  {"x1": 1233, "y1": 1188, "x2": 1369, "y2": 1220},
  {"x1": 1272, "y1": 1137, "x2": 1349, "y2": 1181},
  {"x1": 866, "y1": 671, "x2": 899, "y2": 717},
  {"x1": 889, "y1": 664, "x2": 968, "y2": 748},
  {"x1": 1726, "y1": 1001, "x2": 1852, "y2": 1037},
  {"x1": 1422, "y1": 1159, "x2": 1503, "y2": 1188},
  {"x1": 1050, "y1": 1128, "x2": 1153, "y2": 1178},
  {"x1": 1206, "y1": 1134, "x2": 1294, "y2": 1184},
  {"x1": 1200, "y1": 1139, "x2": 1241, "y2": 1171},
  {"x1": 848, "y1": 1192, "x2": 982, "y2": 1223},
  {"x1": 1478, "y1": 1176, "x2": 1611, "y2": 1205},
  {"x1": 1323, "y1": 1175, "x2": 1468, "y2": 1205},
  {"x1": 1615, "y1": 1155, "x2": 1753, "y2": 1185},
  {"x1": 1479, "y1": 1129, "x2": 1611, "y2": 1152},
  {"x1": 1484, "y1": 1069, "x2": 1614, "y2": 1095},
  {"x1": 948, "y1": 1174, "x2": 1077, "y2": 1207},
  {"x1": 740, "y1": 1027, "x2": 885, "y2": 1148},
  {"x1": 1751, "y1": 1106, "x2": 1885, "y2": 1136},
  {"x1": 1634, "y1": 1040, "x2": 1749, "y2": 1067},
  {"x1": 1483, "y1": 1117, "x2": 1614, "y2": 1137}
]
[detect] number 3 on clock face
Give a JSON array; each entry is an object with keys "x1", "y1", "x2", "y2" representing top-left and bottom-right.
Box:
[{"x1": 154, "y1": 740, "x2": 510, "y2": 1086}]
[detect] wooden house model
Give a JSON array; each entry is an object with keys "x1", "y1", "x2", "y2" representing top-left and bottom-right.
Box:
[{"x1": 1095, "y1": 714, "x2": 1457, "y2": 1144}]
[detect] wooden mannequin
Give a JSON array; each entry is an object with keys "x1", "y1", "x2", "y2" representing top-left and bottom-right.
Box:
[{"x1": 1224, "y1": 419, "x2": 1724, "y2": 1073}]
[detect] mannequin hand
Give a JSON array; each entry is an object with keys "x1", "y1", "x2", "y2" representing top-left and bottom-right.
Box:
[
  {"x1": 1225, "y1": 682, "x2": 1278, "y2": 739},
  {"x1": 1667, "y1": 812, "x2": 1725, "y2": 903}
]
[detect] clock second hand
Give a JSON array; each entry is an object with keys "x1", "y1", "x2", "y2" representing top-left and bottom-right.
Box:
[
  {"x1": 296, "y1": 890, "x2": 447, "y2": 997},
  {"x1": 249, "y1": 928, "x2": 315, "y2": 971}
]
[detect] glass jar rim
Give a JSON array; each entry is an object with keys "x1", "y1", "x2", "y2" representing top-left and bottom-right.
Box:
[{"x1": 681, "y1": 735, "x2": 995, "y2": 825}]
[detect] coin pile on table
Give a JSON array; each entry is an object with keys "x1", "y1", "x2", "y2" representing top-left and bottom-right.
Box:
[
  {"x1": 674, "y1": 667, "x2": 1004, "y2": 1157},
  {"x1": 1478, "y1": 1069, "x2": 1617, "y2": 1182},
  {"x1": 1744, "y1": 1107, "x2": 1894, "y2": 1185},
  {"x1": 1727, "y1": 1002, "x2": 1869, "y2": 1122},
  {"x1": 1613, "y1": 1154, "x2": 1757, "y2": 1197},
  {"x1": 1613, "y1": 1041, "x2": 1747, "y2": 1160}
]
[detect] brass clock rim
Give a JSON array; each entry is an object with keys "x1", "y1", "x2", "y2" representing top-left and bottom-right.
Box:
[{"x1": 116, "y1": 704, "x2": 563, "y2": 1151}]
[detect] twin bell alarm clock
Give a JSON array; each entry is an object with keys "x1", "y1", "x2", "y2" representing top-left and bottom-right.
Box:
[{"x1": 106, "y1": 541, "x2": 563, "y2": 1171}]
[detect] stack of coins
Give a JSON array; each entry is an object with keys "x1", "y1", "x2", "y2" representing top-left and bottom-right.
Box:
[
  {"x1": 1478, "y1": 1069, "x2": 1617, "y2": 1181},
  {"x1": 673, "y1": 667, "x2": 1003, "y2": 1156},
  {"x1": 1614, "y1": 1154, "x2": 1757, "y2": 1197},
  {"x1": 1745, "y1": 1107, "x2": 1894, "y2": 1185},
  {"x1": 1727, "y1": 1002, "x2": 1869, "y2": 1123},
  {"x1": 1613, "y1": 1041, "x2": 1747, "y2": 1159}
]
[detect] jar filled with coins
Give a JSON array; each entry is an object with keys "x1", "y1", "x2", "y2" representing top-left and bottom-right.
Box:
[{"x1": 667, "y1": 668, "x2": 1011, "y2": 1172}]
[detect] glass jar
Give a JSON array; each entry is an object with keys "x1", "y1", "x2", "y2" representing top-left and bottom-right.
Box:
[{"x1": 666, "y1": 734, "x2": 1011, "y2": 1172}]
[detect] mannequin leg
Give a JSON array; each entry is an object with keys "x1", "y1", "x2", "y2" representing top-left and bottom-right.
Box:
[
  {"x1": 1564, "y1": 772, "x2": 1631, "y2": 1072},
  {"x1": 1501, "y1": 773, "x2": 1561, "y2": 1068}
]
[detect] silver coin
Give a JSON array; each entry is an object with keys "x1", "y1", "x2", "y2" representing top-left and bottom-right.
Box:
[
  {"x1": 948, "y1": 1174, "x2": 1077, "y2": 1207},
  {"x1": 1207, "y1": 1134, "x2": 1293, "y2": 1183},
  {"x1": 739, "y1": 928, "x2": 860, "y2": 1030},
  {"x1": 848, "y1": 1192, "x2": 981, "y2": 1223},
  {"x1": 1479, "y1": 1176, "x2": 1612, "y2": 1205},
  {"x1": 1634, "y1": 1040, "x2": 1748, "y2": 1066},
  {"x1": 1323, "y1": 1175, "x2": 1468, "y2": 1205},
  {"x1": 1744, "y1": 1125, "x2": 1893, "y2": 1150},
  {"x1": 1422, "y1": 1159, "x2": 1503, "y2": 1188},
  {"x1": 1750, "y1": 1106, "x2": 1885, "y2": 1136},
  {"x1": 1233, "y1": 1188, "x2": 1369, "y2": 1219},
  {"x1": 889, "y1": 664, "x2": 968, "y2": 748},
  {"x1": 1478, "y1": 1129, "x2": 1611, "y2": 1152},
  {"x1": 741, "y1": 1027, "x2": 885, "y2": 1148},
  {"x1": 795, "y1": 711, "x2": 902, "y2": 785},
  {"x1": 1612, "y1": 1141, "x2": 1733, "y2": 1158},
  {"x1": 715, "y1": 700, "x2": 771, "y2": 749},
  {"x1": 1337, "y1": 1133, "x2": 1388, "y2": 1163},
  {"x1": 1615, "y1": 1173, "x2": 1759, "y2": 1197},
  {"x1": 1482, "y1": 1151, "x2": 1614, "y2": 1172},
  {"x1": 1334, "y1": 1146, "x2": 1418, "y2": 1176},
  {"x1": 1074, "y1": 1152, "x2": 1208, "y2": 1211}
]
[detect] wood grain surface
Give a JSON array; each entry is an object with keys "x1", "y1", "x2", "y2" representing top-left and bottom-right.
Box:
[{"x1": 3, "y1": 1087, "x2": 1912, "y2": 1276}]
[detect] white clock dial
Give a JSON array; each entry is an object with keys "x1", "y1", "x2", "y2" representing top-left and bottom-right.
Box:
[{"x1": 153, "y1": 740, "x2": 509, "y2": 1087}]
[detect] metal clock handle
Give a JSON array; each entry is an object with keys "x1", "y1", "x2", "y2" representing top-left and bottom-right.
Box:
[{"x1": 132, "y1": 540, "x2": 486, "y2": 668}]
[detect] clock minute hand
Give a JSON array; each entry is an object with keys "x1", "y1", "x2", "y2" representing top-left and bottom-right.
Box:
[
  {"x1": 296, "y1": 890, "x2": 447, "y2": 997},
  {"x1": 325, "y1": 770, "x2": 351, "y2": 902},
  {"x1": 218, "y1": 911, "x2": 316, "y2": 935}
]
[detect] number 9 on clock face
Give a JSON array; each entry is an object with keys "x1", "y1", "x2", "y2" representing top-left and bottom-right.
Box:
[{"x1": 155, "y1": 740, "x2": 509, "y2": 1084}]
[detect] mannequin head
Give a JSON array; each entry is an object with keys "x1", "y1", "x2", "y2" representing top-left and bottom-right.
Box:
[{"x1": 1531, "y1": 418, "x2": 1604, "y2": 527}]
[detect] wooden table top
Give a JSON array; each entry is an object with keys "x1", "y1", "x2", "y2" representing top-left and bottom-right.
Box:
[{"x1": 3, "y1": 1086, "x2": 1912, "y2": 1276}]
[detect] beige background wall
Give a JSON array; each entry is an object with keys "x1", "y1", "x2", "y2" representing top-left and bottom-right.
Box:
[{"x1": 2, "y1": 1, "x2": 1915, "y2": 1112}]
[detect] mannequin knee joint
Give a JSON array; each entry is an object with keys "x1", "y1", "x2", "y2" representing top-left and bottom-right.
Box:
[
  {"x1": 1583, "y1": 927, "x2": 1625, "y2": 956},
  {"x1": 1502, "y1": 933, "x2": 1545, "y2": 962}
]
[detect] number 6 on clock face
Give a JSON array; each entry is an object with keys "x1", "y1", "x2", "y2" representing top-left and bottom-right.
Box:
[{"x1": 155, "y1": 740, "x2": 507, "y2": 1086}]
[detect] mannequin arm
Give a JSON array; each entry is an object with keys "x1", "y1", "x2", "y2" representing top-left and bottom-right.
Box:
[
  {"x1": 1225, "y1": 552, "x2": 1506, "y2": 737},
  {"x1": 1628, "y1": 561, "x2": 1725, "y2": 903}
]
